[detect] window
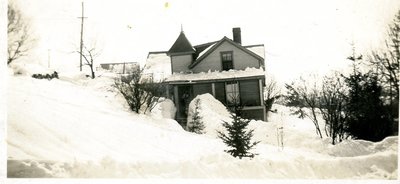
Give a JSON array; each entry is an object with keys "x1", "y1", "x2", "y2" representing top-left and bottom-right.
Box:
[
  {"x1": 214, "y1": 82, "x2": 226, "y2": 103},
  {"x1": 239, "y1": 80, "x2": 260, "y2": 106},
  {"x1": 221, "y1": 51, "x2": 233, "y2": 71},
  {"x1": 226, "y1": 81, "x2": 240, "y2": 105}
]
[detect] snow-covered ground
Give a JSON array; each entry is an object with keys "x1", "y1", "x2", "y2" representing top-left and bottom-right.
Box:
[{"x1": 6, "y1": 66, "x2": 398, "y2": 179}]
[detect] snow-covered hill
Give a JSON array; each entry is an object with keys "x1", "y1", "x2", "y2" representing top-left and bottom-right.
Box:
[{"x1": 6, "y1": 71, "x2": 398, "y2": 179}]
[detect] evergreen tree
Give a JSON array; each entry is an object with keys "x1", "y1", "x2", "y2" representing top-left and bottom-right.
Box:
[
  {"x1": 187, "y1": 99, "x2": 205, "y2": 134},
  {"x1": 344, "y1": 72, "x2": 392, "y2": 142},
  {"x1": 217, "y1": 113, "x2": 259, "y2": 159},
  {"x1": 369, "y1": 10, "x2": 400, "y2": 134}
]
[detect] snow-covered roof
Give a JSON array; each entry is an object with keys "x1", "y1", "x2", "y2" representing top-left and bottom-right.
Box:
[
  {"x1": 189, "y1": 37, "x2": 264, "y2": 69},
  {"x1": 197, "y1": 42, "x2": 216, "y2": 59},
  {"x1": 165, "y1": 67, "x2": 265, "y2": 83},
  {"x1": 144, "y1": 34, "x2": 265, "y2": 82},
  {"x1": 245, "y1": 44, "x2": 265, "y2": 59},
  {"x1": 143, "y1": 52, "x2": 172, "y2": 81},
  {"x1": 144, "y1": 52, "x2": 171, "y2": 71}
]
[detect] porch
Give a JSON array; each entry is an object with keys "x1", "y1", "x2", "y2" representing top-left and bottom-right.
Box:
[{"x1": 166, "y1": 77, "x2": 266, "y2": 128}]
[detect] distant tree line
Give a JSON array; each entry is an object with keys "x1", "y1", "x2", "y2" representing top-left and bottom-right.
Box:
[{"x1": 285, "y1": 10, "x2": 400, "y2": 144}]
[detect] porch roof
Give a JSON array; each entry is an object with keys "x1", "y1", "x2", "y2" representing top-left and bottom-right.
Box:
[{"x1": 165, "y1": 67, "x2": 265, "y2": 84}]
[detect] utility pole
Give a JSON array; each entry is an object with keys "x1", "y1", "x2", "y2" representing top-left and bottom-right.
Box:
[
  {"x1": 122, "y1": 62, "x2": 126, "y2": 74},
  {"x1": 78, "y1": 1, "x2": 87, "y2": 71}
]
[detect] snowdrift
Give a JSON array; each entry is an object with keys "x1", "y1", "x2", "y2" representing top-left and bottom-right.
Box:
[
  {"x1": 6, "y1": 72, "x2": 398, "y2": 179},
  {"x1": 187, "y1": 93, "x2": 231, "y2": 137}
]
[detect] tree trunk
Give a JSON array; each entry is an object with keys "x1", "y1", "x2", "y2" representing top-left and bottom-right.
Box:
[{"x1": 90, "y1": 64, "x2": 95, "y2": 79}]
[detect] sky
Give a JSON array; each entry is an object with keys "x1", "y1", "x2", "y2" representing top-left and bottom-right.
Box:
[{"x1": 11, "y1": 0, "x2": 400, "y2": 83}]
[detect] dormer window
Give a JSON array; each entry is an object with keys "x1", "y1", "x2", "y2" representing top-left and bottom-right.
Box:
[{"x1": 221, "y1": 51, "x2": 233, "y2": 71}]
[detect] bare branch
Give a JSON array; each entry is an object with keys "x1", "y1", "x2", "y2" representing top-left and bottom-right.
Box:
[
  {"x1": 7, "y1": 2, "x2": 35, "y2": 65},
  {"x1": 76, "y1": 42, "x2": 100, "y2": 78}
]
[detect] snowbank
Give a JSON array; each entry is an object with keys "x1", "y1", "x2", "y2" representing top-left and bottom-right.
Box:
[
  {"x1": 186, "y1": 93, "x2": 231, "y2": 137},
  {"x1": 7, "y1": 75, "x2": 398, "y2": 179},
  {"x1": 151, "y1": 98, "x2": 176, "y2": 120},
  {"x1": 9, "y1": 62, "x2": 55, "y2": 76}
]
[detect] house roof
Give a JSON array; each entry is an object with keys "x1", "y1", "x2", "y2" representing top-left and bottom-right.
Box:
[
  {"x1": 146, "y1": 31, "x2": 265, "y2": 80},
  {"x1": 144, "y1": 51, "x2": 170, "y2": 71},
  {"x1": 142, "y1": 51, "x2": 172, "y2": 82},
  {"x1": 244, "y1": 44, "x2": 265, "y2": 59},
  {"x1": 193, "y1": 41, "x2": 218, "y2": 54},
  {"x1": 165, "y1": 67, "x2": 265, "y2": 83},
  {"x1": 168, "y1": 31, "x2": 195, "y2": 54},
  {"x1": 188, "y1": 37, "x2": 264, "y2": 69}
]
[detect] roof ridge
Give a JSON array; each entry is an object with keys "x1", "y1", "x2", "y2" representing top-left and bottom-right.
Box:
[
  {"x1": 244, "y1": 44, "x2": 264, "y2": 48},
  {"x1": 193, "y1": 41, "x2": 218, "y2": 48},
  {"x1": 148, "y1": 51, "x2": 168, "y2": 54},
  {"x1": 188, "y1": 37, "x2": 263, "y2": 69}
]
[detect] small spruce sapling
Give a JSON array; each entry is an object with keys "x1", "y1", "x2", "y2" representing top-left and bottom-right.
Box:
[
  {"x1": 217, "y1": 113, "x2": 259, "y2": 159},
  {"x1": 188, "y1": 99, "x2": 205, "y2": 134}
]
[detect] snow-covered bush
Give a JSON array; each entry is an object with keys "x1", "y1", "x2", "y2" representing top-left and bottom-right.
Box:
[
  {"x1": 32, "y1": 71, "x2": 59, "y2": 80},
  {"x1": 113, "y1": 69, "x2": 165, "y2": 114}
]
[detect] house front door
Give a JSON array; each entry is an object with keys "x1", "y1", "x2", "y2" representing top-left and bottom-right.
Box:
[{"x1": 177, "y1": 85, "x2": 193, "y2": 126}]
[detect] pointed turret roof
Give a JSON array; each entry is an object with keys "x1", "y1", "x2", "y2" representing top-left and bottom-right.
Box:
[{"x1": 168, "y1": 31, "x2": 195, "y2": 54}]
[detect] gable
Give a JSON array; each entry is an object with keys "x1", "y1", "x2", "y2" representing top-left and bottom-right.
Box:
[
  {"x1": 189, "y1": 37, "x2": 263, "y2": 70},
  {"x1": 190, "y1": 38, "x2": 264, "y2": 73}
]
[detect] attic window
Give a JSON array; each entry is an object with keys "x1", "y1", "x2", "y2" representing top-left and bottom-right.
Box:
[{"x1": 221, "y1": 51, "x2": 233, "y2": 71}]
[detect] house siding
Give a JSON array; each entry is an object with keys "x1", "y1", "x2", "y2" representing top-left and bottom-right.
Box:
[
  {"x1": 192, "y1": 41, "x2": 261, "y2": 73},
  {"x1": 242, "y1": 109, "x2": 264, "y2": 121},
  {"x1": 171, "y1": 55, "x2": 192, "y2": 73},
  {"x1": 193, "y1": 83, "x2": 212, "y2": 97}
]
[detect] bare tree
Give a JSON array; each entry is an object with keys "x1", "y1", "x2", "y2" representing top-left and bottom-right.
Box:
[
  {"x1": 114, "y1": 69, "x2": 165, "y2": 114},
  {"x1": 7, "y1": 2, "x2": 35, "y2": 65},
  {"x1": 285, "y1": 76, "x2": 323, "y2": 138},
  {"x1": 318, "y1": 73, "x2": 348, "y2": 144},
  {"x1": 76, "y1": 44, "x2": 100, "y2": 79},
  {"x1": 264, "y1": 76, "x2": 281, "y2": 121}
]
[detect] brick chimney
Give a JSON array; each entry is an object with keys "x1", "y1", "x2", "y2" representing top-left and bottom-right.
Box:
[{"x1": 232, "y1": 27, "x2": 241, "y2": 45}]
